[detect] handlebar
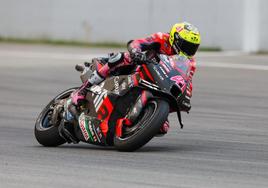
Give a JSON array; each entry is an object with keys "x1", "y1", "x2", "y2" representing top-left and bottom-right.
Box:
[{"x1": 75, "y1": 64, "x2": 85, "y2": 73}]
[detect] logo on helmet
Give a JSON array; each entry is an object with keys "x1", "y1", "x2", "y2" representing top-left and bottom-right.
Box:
[
  {"x1": 184, "y1": 23, "x2": 198, "y2": 33},
  {"x1": 176, "y1": 26, "x2": 183, "y2": 32}
]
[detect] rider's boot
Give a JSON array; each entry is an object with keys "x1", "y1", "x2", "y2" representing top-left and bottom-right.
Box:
[
  {"x1": 72, "y1": 70, "x2": 104, "y2": 105},
  {"x1": 156, "y1": 120, "x2": 170, "y2": 137},
  {"x1": 58, "y1": 71, "x2": 104, "y2": 143}
]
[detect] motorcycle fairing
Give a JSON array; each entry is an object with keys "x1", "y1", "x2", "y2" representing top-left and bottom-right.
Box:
[
  {"x1": 78, "y1": 74, "x2": 142, "y2": 145},
  {"x1": 77, "y1": 54, "x2": 190, "y2": 144},
  {"x1": 76, "y1": 112, "x2": 106, "y2": 145}
]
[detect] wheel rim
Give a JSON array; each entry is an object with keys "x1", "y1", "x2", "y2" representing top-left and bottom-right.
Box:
[
  {"x1": 39, "y1": 88, "x2": 77, "y2": 130},
  {"x1": 41, "y1": 110, "x2": 53, "y2": 129},
  {"x1": 119, "y1": 101, "x2": 158, "y2": 140}
]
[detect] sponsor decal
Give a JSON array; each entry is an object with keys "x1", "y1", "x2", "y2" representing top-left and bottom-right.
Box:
[
  {"x1": 79, "y1": 113, "x2": 104, "y2": 143},
  {"x1": 86, "y1": 120, "x2": 98, "y2": 143},
  {"x1": 92, "y1": 88, "x2": 108, "y2": 111},
  {"x1": 159, "y1": 66, "x2": 169, "y2": 78},
  {"x1": 90, "y1": 85, "x2": 102, "y2": 94},
  {"x1": 176, "y1": 26, "x2": 183, "y2": 32},
  {"x1": 79, "y1": 114, "x2": 89, "y2": 141},
  {"x1": 153, "y1": 66, "x2": 164, "y2": 80},
  {"x1": 96, "y1": 127, "x2": 103, "y2": 140},
  {"x1": 140, "y1": 79, "x2": 159, "y2": 90},
  {"x1": 160, "y1": 62, "x2": 170, "y2": 73},
  {"x1": 114, "y1": 76, "x2": 120, "y2": 94}
]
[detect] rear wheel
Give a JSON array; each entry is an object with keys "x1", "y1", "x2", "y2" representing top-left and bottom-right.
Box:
[
  {"x1": 114, "y1": 99, "x2": 169, "y2": 152},
  {"x1": 34, "y1": 88, "x2": 78, "y2": 147}
]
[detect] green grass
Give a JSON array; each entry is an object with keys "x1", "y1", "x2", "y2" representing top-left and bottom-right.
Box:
[
  {"x1": 0, "y1": 37, "x2": 126, "y2": 48},
  {"x1": 198, "y1": 47, "x2": 221, "y2": 51},
  {"x1": 256, "y1": 51, "x2": 268, "y2": 55},
  {"x1": 0, "y1": 36, "x2": 221, "y2": 51}
]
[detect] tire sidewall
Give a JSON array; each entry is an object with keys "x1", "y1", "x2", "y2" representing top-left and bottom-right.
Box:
[
  {"x1": 114, "y1": 99, "x2": 169, "y2": 151},
  {"x1": 34, "y1": 87, "x2": 78, "y2": 147}
]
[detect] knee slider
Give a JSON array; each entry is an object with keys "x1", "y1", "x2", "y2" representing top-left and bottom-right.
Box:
[
  {"x1": 107, "y1": 52, "x2": 124, "y2": 67},
  {"x1": 88, "y1": 70, "x2": 104, "y2": 85}
]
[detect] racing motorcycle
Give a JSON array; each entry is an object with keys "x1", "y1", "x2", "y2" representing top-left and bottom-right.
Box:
[{"x1": 34, "y1": 52, "x2": 191, "y2": 151}]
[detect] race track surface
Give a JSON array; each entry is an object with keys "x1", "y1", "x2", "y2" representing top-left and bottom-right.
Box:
[{"x1": 0, "y1": 44, "x2": 267, "y2": 188}]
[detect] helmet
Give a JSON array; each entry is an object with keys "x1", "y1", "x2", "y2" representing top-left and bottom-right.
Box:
[{"x1": 169, "y1": 22, "x2": 201, "y2": 57}]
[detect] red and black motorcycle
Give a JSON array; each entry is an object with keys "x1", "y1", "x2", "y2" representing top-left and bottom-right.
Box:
[{"x1": 35, "y1": 52, "x2": 190, "y2": 151}]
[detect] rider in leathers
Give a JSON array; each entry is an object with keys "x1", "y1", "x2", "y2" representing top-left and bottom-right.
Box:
[{"x1": 62, "y1": 22, "x2": 201, "y2": 143}]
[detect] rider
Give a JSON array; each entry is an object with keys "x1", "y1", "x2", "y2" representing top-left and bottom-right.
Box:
[{"x1": 63, "y1": 22, "x2": 201, "y2": 142}]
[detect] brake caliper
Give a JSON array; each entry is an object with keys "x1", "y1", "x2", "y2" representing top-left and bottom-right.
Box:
[{"x1": 115, "y1": 91, "x2": 152, "y2": 137}]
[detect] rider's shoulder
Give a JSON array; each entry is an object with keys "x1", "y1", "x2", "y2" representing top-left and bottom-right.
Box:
[
  {"x1": 189, "y1": 56, "x2": 197, "y2": 67},
  {"x1": 150, "y1": 32, "x2": 169, "y2": 40},
  {"x1": 190, "y1": 56, "x2": 196, "y2": 62}
]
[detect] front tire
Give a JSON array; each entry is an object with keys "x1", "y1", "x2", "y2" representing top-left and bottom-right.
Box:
[
  {"x1": 34, "y1": 88, "x2": 78, "y2": 147},
  {"x1": 114, "y1": 99, "x2": 169, "y2": 152}
]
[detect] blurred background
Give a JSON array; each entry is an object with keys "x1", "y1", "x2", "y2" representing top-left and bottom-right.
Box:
[
  {"x1": 0, "y1": 0, "x2": 267, "y2": 52},
  {"x1": 0, "y1": 1, "x2": 268, "y2": 188}
]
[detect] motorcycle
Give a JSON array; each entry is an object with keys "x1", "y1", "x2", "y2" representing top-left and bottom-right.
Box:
[{"x1": 34, "y1": 52, "x2": 191, "y2": 151}]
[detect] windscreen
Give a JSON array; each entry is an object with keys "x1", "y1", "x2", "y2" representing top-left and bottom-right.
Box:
[{"x1": 169, "y1": 55, "x2": 190, "y2": 75}]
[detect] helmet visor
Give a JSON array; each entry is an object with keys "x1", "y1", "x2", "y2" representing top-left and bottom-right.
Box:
[{"x1": 174, "y1": 35, "x2": 199, "y2": 57}]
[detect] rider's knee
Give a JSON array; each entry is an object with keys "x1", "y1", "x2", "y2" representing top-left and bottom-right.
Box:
[{"x1": 107, "y1": 52, "x2": 124, "y2": 68}]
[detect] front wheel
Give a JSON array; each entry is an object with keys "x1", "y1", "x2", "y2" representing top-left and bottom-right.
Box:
[
  {"x1": 34, "y1": 88, "x2": 78, "y2": 147},
  {"x1": 114, "y1": 99, "x2": 169, "y2": 152}
]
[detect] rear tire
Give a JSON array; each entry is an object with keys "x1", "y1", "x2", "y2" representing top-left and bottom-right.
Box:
[
  {"x1": 114, "y1": 99, "x2": 169, "y2": 152},
  {"x1": 34, "y1": 88, "x2": 78, "y2": 147}
]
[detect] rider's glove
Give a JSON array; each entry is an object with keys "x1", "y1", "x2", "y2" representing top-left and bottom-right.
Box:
[{"x1": 130, "y1": 49, "x2": 147, "y2": 64}]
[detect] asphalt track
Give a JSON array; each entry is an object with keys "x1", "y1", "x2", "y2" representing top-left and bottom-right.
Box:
[{"x1": 0, "y1": 43, "x2": 267, "y2": 188}]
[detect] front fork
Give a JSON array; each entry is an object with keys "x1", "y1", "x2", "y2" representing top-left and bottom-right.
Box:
[{"x1": 115, "y1": 90, "x2": 153, "y2": 137}]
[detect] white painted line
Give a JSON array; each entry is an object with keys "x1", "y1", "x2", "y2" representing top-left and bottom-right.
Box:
[
  {"x1": 199, "y1": 62, "x2": 268, "y2": 71},
  {"x1": 1, "y1": 50, "x2": 268, "y2": 71},
  {"x1": 197, "y1": 51, "x2": 246, "y2": 57},
  {"x1": 0, "y1": 50, "x2": 104, "y2": 60}
]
